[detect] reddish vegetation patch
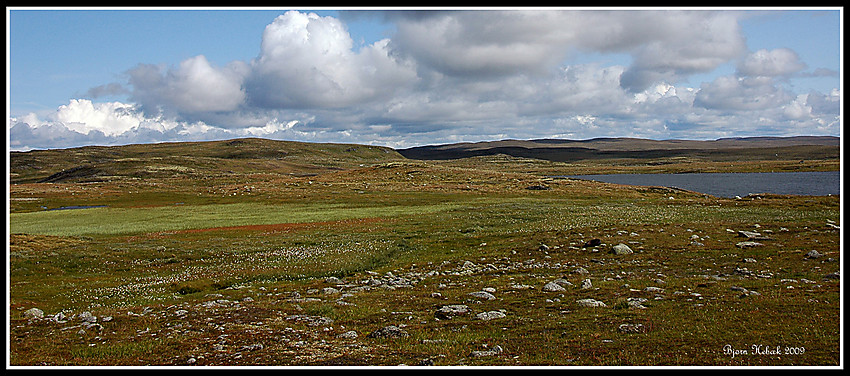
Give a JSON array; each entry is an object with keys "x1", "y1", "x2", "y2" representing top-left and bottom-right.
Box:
[{"x1": 127, "y1": 217, "x2": 389, "y2": 241}]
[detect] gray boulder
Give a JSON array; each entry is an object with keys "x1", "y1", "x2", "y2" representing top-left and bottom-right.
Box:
[
  {"x1": 476, "y1": 311, "x2": 506, "y2": 321},
  {"x1": 435, "y1": 305, "x2": 470, "y2": 320},
  {"x1": 23, "y1": 308, "x2": 44, "y2": 320},
  {"x1": 576, "y1": 298, "x2": 607, "y2": 308},
  {"x1": 542, "y1": 282, "x2": 567, "y2": 292},
  {"x1": 468, "y1": 291, "x2": 496, "y2": 301},
  {"x1": 611, "y1": 244, "x2": 633, "y2": 255},
  {"x1": 367, "y1": 325, "x2": 410, "y2": 338}
]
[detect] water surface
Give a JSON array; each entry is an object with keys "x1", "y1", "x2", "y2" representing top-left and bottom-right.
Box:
[{"x1": 561, "y1": 171, "x2": 840, "y2": 198}]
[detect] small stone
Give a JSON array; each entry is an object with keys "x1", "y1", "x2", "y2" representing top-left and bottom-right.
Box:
[
  {"x1": 337, "y1": 330, "x2": 359, "y2": 339},
  {"x1": 618, "y1": 323, "x2": 645, "y2": 333},
  {"x1": 576, "y1": 298, "x2": 607, "y2": 308},
  {"x1": 736, "y1": 241, "x2": 763, "y2": 248},
  {"x1": 435, "y1": 305, "x2": 469, "y2": 320},
  {"x1": 627, "y1": 297, "x2": 648, "y2": 309},
  {"x1": 322, "y1": 287, "x2": 340, "y2": 295},
  {"x1": 79, "y1": 311, "x2": 97, "y2": 323},
  {"x1": 476, "y1": 311, "x2": 506, "y2": 321},
  {"x1": 542, "y1": 282, "x2": 566, "y2": 292},
  {"x1": 738, "y1": 230, "x2": 769, "y2": 240},
  {"x1": 468, "y1": 291, "x2": 496, "y2": 301},
  {"x1": 325, "y1": 276, "x2": 344, "y2": 285},
  {"x1": 23, "y1": 308, "x2": 44, "y2": 320},
  {"x1": 241, "y1": 343, "x2": 263, "y2": 352},
  {"x1": 367, "y1": 325, "x2": 410, "y2": 338},
  {"x1": 611, "y1": 244, "x2": 633, "y2": 255},
  {"x1": 470, "y1": 345, "x2": 503, "y2": 357}
]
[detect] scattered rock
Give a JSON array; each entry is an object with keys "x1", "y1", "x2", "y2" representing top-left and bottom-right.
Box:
[
  {"x1": 618, "y1": 323, "x2": 645, "y2": 333},
  {"x1": 367, "y1": 325, "x2": 410, "y2": 339},
  {"x1": 580, "y1": 279, "x2": 593, "y2": 289},
  {"x1": 468, "y1": 291, "x2": 496, "y2": 301},
  {"x1": 325, "y1": 276, "x2": 344, "y2": 285},
  {"x1": 611, "y1": 244, "x2": 633, "y2": 255},
  {"x1": 627, "y1": 297, "x2": 648, "y2": 309},
  {"x1": 476, "y1": 311, "x2": 506, "y2": 321},
  {"x1": 738, "y1": 230, "x2": 770, "y2": 240},
  {"x1": 735, "y1": 241, "x2": 763, "y2": 248},
  {"x1": 23, "y1": 308, "x2": 44, "y2": 320},
  {"x1": 435, "y1": 305, "x2": 470, "y2": 320},
  {"x1": 241, "y1": 343, "x2": 264, "y2": 352},
  {"x1": 322, "y1": 287, "x2": 340, "y2": 295},
  {"x1": 542, "y1": 282, "x2": 567, "y2": 292},
  {"x1": 576, "y1": 299, "x2": 607, "y2": 308},
  {"x1": 470, "y1": 345, "x2": 503, "y2": 357},
  {"x1": 337, "y1": 330, "x2": 359, "y2": 339},
  {"x1": 79, "y1": 311, "x2": 97, "y2": 323},
  {"x1": 572, "y1": 267, "x2": 589, "y2": 275},
  {"x1": 285, "y1": 315, "x2": 334, "y2": 327},
  {"x1": 50, "y1": 312, "x2": 68, "y2": 322},
  {"x1": 805, "y1": 250, "x2": 823, "y2": 259}
]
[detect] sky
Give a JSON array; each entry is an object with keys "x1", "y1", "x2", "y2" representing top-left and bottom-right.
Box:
[{"x1": 6, "y1": 7, "x2": 843, "y2": 151}]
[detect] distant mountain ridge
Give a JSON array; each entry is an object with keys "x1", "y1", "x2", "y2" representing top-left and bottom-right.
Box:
[{"x1": 396, "y1": 136, "x2": 840, "y2": 161}]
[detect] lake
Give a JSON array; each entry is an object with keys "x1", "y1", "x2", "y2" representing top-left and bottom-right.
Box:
[{"x1": 560, "y1": 171, "x2": 841, "y2": 198}]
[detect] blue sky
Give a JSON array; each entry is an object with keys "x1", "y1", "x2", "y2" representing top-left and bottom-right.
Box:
[{"x1": 6, "y1": 7, "x2": 842, "y2": 151}]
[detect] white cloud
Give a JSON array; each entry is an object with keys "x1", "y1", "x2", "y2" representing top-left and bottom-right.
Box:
[
  {"x1": 694, "y1": 75, "x2": 795, "y2": 112},
  {"x1": 738, "y1": 48, "x2": 807, "y2": 77},
  {"x1": 386, "y1": 10, "x2": 746, "y2": 93},
  {"x1": 245, "y1": 11, "x2": 417, "y2": 109},
  {"x1": 8, "y1": 10, "x2": 841, "y2": 151},
  {"x1": 46, "y1": 99, "x2": 150, "y2": 136},
  {"x1": 126, "y1": 55, "x2": 247, "y2": 117}
]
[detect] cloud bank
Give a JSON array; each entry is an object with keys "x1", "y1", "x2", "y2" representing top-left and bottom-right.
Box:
[{"x1": 9, "y1": 9, "x2": 841, "y2": 151}]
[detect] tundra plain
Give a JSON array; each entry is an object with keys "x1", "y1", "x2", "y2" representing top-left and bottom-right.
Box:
[{"x1": 7, "y1": 137, "x2": 842, "y2": 367}]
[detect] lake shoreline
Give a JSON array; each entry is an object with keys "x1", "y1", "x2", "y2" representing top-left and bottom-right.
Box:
[{"x1": 553, "y1": 171, "x2": 841, "y2": 198}]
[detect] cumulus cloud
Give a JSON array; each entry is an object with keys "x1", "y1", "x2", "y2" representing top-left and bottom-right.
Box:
[
  {"x1": 126, "y1": 55, "x2": 248, "y2": 117},
  {"x1": 737, "y1": 48, "x2": 807, "y2": 77},
  {"x1": 8, "y1": 9, "x2": 841, "y2": 151},
  {"x1": 245, "y1": 11, "x2": 417, "y2": 110},
  {"x1": 694, "y1": 75, "x2": 795, "y2": 112},
  {"x1": 8, "y1": 99, "x2": 335, "y2": 151},
  {"x1": 615, "y1": 11, "x2": 746, "y2": 92},
  {"x1": 387, "y1": 9, "x2": 747, "y2": 90}
]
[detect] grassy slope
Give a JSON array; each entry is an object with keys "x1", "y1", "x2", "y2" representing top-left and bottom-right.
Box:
[{"x1": 7, "y1": 137, "x2": 842, "y2": 367}]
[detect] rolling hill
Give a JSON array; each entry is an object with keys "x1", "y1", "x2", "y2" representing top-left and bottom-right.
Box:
[{"x1": 396, "y1": 136, "x2": 840, "y2": 162}]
